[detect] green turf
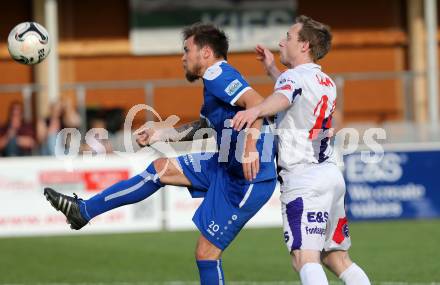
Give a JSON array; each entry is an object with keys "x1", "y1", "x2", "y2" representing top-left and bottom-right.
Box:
[{"x1": 0, "y1": 219, "x2": 439, "y2": 284}]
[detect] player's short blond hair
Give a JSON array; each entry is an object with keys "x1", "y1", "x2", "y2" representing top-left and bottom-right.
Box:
[{"x1": 296, "y1": 15, "x2": 332, "y2": 61}]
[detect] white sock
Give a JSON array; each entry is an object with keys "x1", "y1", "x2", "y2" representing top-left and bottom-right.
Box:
[
  {"x1": 299, "y1": 262, "x2": 329, "y2": 285},
  {"x1": 339, "y1": 263, "x2": 371, "y2": 285}
]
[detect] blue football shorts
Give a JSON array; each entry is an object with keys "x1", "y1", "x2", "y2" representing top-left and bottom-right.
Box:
[{"x1": 177, "y1": 152, "x2": 277, "y2": 250}]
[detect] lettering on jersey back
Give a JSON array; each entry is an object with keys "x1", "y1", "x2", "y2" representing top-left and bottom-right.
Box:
[{"x1": 316, "y1": 74, "x2": 334, "y2": 87}]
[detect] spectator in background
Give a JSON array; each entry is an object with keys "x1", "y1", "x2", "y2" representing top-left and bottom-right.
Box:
[
  {"x1": 37, "y1": 99, "x2": 81, "y2": 156},
  {"x1": 80, "y1": 116, "x2": 113, "y2": 155},
  {"x1": 106, "y1": 108, "x2": 141, "y2": 153},
  {"x1": 0, "y1": 101, "x2": 36, "y2": 156}
]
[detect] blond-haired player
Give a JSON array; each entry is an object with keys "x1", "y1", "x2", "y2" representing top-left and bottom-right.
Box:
[{"x1": 232, "y1": 15, "x2": 371, "y2": 285}]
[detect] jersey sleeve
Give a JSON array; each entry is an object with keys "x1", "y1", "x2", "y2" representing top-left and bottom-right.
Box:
[
  {"x1": 274, "y1": 70, "x2": 303, "y2": 104},
  {"x1": 203, "y1": 64, "x2": 252, "y2": 106}
]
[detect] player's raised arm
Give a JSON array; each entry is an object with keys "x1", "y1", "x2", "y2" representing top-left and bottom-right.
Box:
[
  {"x1": 231, "y1": 92, "x2": 290, "y2": 131},
  {"x1": 174, "y1": 117, "x2": 212, "y2": 141},
  {"x1": 256, "y1": 44, "x2": 281, "y2": 81},
  {"x1": 134, "y1": 116, "x2": 212, "y2": 147}
]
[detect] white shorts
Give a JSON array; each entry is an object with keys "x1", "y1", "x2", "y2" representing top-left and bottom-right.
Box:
[{"x1": 281, "y1": 162, "x2": 351, "y2": 252}]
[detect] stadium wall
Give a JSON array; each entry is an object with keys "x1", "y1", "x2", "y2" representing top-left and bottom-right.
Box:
[{"x1": 0, "y1": 0, "x2": 432, "y2": 124}]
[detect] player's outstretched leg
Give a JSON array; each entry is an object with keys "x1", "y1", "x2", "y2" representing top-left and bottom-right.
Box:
[
  {"x1": 44, "y1": 188, "x2": 88, "y2": 230},
  {"x1": 321, "y1": 251, "x2": 371, "y2": 285},
  {"x1": 44, "y1": 162, "x2": 164, "y2": 230}
]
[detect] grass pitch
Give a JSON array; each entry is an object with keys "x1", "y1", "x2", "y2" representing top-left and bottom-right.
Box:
[{"x1": 0, "y1": 219, "x2": 439, "y2": 284}]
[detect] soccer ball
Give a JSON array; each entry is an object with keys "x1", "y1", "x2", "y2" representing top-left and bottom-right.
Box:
[{"x1": 7, "y1": 22, "x2": 51, "y2": 65}]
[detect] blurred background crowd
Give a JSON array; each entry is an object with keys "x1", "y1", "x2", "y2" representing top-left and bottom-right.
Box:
[{"x1": 0, "y1": 100, "x2": 130, "y2": 156}]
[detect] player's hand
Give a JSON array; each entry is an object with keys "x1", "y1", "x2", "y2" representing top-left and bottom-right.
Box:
[
  {"x1": 231, "y1": 107, "x2": 260, "y2": 131},
  {"x1": 242, "y1": 131, "x2": 260, "y2": 181},
  {"x1": 134, "y1": 128, "x2": 150, "y2": 147},
  {"x1": 255, "y1": 44, "x2": 276, "y2": 75},
  {"x1": 134, "y1": 115, "x2": 188, "y2": 147}
]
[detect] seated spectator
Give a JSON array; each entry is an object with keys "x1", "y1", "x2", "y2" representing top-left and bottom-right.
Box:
[{"x1": 0, "y1": 101, "x2": 36, "y2": 156}]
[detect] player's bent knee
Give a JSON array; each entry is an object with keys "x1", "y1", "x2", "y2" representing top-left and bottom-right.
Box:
[
  {"x1": 291, "y1": 256, "x2": 301, "y2": 272},
  {"x1": 321, "y1": 250, "x2": 350, "y2": 266},
  {"x1": 152, "y1": 158, "x2": 168, "y2": 175},
  {"x1": 196, "y1": 248, "x2": 221, "y2": 260},
  {"x1": 153, "y1": 158, "x2": 191, "y2": 186},
  {"x1": 291, "y1": 250, "x2": 321, "y2": 272},
  {"x1": 321, "y1": 250, "x2": 352, "y2": 273},
  {"x1": 195, "y1": 235, "x2": 222, "y2": 260},
  {"x1": 153, "y1": 158, "x2": 181, "y2": 179}
]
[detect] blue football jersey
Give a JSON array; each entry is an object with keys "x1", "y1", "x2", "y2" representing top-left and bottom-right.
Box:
[{"x1": 201, "y1": 61, "x2": 277, "y2": 183}]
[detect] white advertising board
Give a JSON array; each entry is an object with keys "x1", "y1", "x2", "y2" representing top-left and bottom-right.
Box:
[
  {"x1": 0, "y1": 155, "x2": 162, "y2": 237},
  {"x1": 0, "y1": 147, "x2": 282, "y2": 237},
  {"x1": 164, "y1": 184, "x2": 282, "y2": 231}
]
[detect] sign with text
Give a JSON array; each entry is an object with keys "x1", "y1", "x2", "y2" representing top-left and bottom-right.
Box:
[
  {"x1": 130, "y1": 0, "x2": 296, "y2": 54},
  {"x1": 344, "y1": 149, "x2": 440, "y2": 220},
  {"x1": 0, "y1": 156, "x2": 162, "y2": 237}
]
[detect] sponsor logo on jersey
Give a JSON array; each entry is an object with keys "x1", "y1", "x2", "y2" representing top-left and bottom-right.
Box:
[
  {"x1": 224, "y1": 79, "x2": 243, "y2": 96},
  {"x1": 278, "y1": 78, "x2": 295, "y2": 85},
  {"x1": 332, "y1": 217, "x2": 349, "y2": 244},
  {"x1": 275, "y1": 84, "x2": 292, "y2": 91},
  {"x1": 307, "y1": 211, "x2": 329, "y2": 223},
  {"x1": 305, "y1": 226, "x2": 326, "y2": 236}
]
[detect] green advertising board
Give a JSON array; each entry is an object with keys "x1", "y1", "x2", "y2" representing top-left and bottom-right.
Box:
[{"x1": 130, "y1": 0, "x2": 296, "y2": 54}]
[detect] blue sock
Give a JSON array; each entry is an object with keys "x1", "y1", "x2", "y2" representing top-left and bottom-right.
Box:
[
  {"x1": 196, "y1": 259, "x2": 225, "y2": 285},
  {"x1": 79, "y1": 163, "x2": 163, "y2": 220}
]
